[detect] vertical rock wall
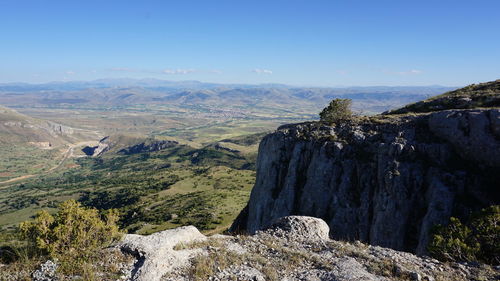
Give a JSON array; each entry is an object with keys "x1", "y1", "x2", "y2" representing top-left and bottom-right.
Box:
[{"x1": 232, "y1": 109, "x2": 500, "y2": 254}]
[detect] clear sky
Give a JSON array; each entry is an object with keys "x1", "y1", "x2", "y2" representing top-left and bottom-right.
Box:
[{"x1": 0, "y1": 0, "x2": 499, "y2": 86}]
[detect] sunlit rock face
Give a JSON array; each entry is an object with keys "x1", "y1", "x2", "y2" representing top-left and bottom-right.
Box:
[{"x1": 232, "y1": 109, "x2": 500, "y2": 255}]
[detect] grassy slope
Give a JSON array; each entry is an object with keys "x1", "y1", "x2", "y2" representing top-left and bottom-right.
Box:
[
  {"x1": 0, "y1": 133, "x2": 260, "y2": 238},
  {"x1": 385, "y1": 79, "x2": 500, "y2": 115},
  {"x1": 0, "y1": 105, "x2": 102, "y2": 181}
]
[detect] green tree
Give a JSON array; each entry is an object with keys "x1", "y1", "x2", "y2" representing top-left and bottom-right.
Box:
[
  {"x1": 428, "y1": 205, "x2": 500, "y2": 265},
  {"x1": 319, "y1": 98, "x2": 353, "y2": 123},
  {"x1": 471, "y1": 205, "x2": 500, "y2": 264},
  {"x1": 19, "y1": 200, "x2": 122, "y2": 274},
  {"x1": 428, "y1": 217, "x2": 479, "y2": 262}
]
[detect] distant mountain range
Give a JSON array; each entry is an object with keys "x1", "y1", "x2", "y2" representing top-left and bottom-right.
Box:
[
  {"x1": 0, "y1": 78, "x2": 456, "y2": 92},
  {"x1": 0, "y1": 79, "x2": 457, "y2": 115}
]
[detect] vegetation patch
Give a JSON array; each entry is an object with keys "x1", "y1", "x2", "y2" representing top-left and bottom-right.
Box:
[
  {"x1": 0, "y1": 135, "x2": 258, "y2": 237},
  {"x1": 319, "y1": 98, "x2": 354, "y2": 123},
  {"x1": 428, "y1": 205, "x2": 499, "y2": 265},
  {"x1": 19, "y1": 200, "x2": 122, "y2": 274}
]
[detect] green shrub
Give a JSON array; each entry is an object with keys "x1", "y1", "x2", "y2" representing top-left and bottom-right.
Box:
[
  {"x1": 428, "y1": 217, "x2": 480, "y2": 262},
  {"x1": 428, "y1": 205, "x2": 499, "y2": 265},
  {"x1": 19, "y1": 200, "x2": 122, "y2": 274},
  {"x1": 470, "y1": 205, "x2": 500, "y2": 264},
  {"x1": 319, "y1": 98, "x2": 353, "y2": 123}
]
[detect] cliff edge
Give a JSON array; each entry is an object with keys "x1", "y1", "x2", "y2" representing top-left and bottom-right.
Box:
[{"x1": 231, "y1": 83, "x2": 500, "y2": 255}]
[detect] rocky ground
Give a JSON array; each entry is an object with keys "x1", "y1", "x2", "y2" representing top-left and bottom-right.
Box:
[
  {"x1": 3, "y1": 216, "x2": 498, "y2": 281},
  {"x1": 119, "y1": 216, "x2": 498, "y2": 281}
]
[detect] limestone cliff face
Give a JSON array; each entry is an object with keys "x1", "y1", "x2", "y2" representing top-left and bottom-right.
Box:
[{"x1": 232, "y1": 109, "x2": 500, "y2": 255}]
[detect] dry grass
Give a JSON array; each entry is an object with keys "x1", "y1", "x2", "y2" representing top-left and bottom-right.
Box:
[
  {"x1": 169, "y1": 236, "x2": 310, "y2": 281},
  {"x1": 0, "y1": 246, "x2": 134, "y2": 281},
  {"x1": 261, "y1": 265, "x2": 279, "y2": 281},
  {"x1": 167, "y1": 236, "x2": 498, "y2": 281},
  {"x1": 0, "y1": 259, "x2": 42, "y2": 281},
  {"x1": 173, "y1": 238, "x2": 223, "y2": 251},
  {"x1": 364, "y1": 258, "x2": 415, "y2": 280},
  {"x1": 191, "y1": 249, "x2": 244, "y2": 281}
]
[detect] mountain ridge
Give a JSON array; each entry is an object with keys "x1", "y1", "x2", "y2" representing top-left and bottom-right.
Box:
[
  {"x1": 385, "y1": 79, "x2": 500, "y2": 115},
  {"x1": 0, "y1": 78, "x2": 458, "y2": 91}
]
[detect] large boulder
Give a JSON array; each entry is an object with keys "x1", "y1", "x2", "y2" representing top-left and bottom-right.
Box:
[
  {"x1": 264, "y1": 216, "x2": 330, "y2": 241},
  {"x1": 119, "y1": 226, "x2": 206, "y2": 281}
]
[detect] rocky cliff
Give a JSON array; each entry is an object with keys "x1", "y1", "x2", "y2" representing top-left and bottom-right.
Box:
[{"x1": 231, "y1": 108, "x2": 500, "y2": 255}]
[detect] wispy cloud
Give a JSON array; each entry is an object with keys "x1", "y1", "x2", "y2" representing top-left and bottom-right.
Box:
[
  {"x1": 108, "y1": 67, "x2": 197, "y2": 75},
  {"x1": 162, "y1": 69, "x2": 196, "y2": 75},
  {"x1": 252, "y1": 68, "x2": 273, "y2": 75},
  {"x1": 399, "y1": 69, "x2": 422, "y2": 75},
  {"x1": 209, "y1": 69, "x2": 223, "y2": 74},
  {"x1": 109, "y1": 67, "x2": 135, "y2": 72},
  {"x1": 383, "y1": 69, "x2": 423, "y2": 75},
  {"x1": 65, "y1": 70, "x2": 75, "y2": 75}
]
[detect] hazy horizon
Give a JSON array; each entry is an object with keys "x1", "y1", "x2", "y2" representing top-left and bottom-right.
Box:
[{"x1": 0, "y1": 77, "x2": 464, "y2": 89}]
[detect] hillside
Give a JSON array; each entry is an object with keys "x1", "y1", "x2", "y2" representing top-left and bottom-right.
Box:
[
  {"x1": 0, "y1": 132, "x2": 262, "y2": 237},
  {"x1": 385, "y1": 79, "x2": 500, "y2": 114},
  {"x1": 0, "y1": 105, "x2": 101, "y2": 182},
  {"x1": 0, "y1": 105, "x2": 81, "y2": 145}
]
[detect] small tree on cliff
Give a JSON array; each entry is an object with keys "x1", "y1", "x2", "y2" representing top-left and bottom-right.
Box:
[{"x1": 319, "y1": 98, "x2": 353, "y2": 123}]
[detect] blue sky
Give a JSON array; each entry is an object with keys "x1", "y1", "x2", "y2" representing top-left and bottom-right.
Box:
[{"x1": 0, "y1": 0, "x2": 499, "y2": 86}]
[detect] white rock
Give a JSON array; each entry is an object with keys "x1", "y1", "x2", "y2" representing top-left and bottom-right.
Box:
[
  {"x1": 119, "y1": 226, "x2": 206, "y2": 281},
  {"x1": 265, "y1": 216, "x2": 330, "y2": 241}
]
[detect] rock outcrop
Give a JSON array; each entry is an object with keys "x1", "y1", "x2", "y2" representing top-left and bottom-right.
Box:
[
  {"x1": 81, "y1": 136, "x2": 112, "y2": 156},
  {"x1": 82, "y1": 135, "x2": 179, "y2": 156},
  {"x1": 118, "y1": 139, "x2": 178, "y2": 155},
  {"x1": 118, "y1": 226, "x2": 206, "y2": 281},
  {"x1": 231, "y1": 109, "x2": 500, "y2": 255},
  {"x1": 265, "y1": 215, "x2": 330, "y2": 241},
  {"x1": 116, "y1": 217, "x2": 498, "y2": 281}
]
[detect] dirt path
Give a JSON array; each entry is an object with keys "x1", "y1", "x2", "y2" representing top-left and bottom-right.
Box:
[
  {"x1": 0, "y1": 141, "x2": 98, "y2": 186},
  {"x1": 49, "y1": 141, "x2": 98, "y2": 172},
  {"x1": 0, "y1": 174, "x2": 35, "y2": 185}
]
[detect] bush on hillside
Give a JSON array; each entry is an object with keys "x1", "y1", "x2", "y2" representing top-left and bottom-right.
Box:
[
  {"x1": 428, "y1": 217, "x2": 480, "y2": 262},
  {"x1": 428, "y1": 205, "x2": 500, "y2": 265},
  {"x1": 19, "y1": 200, "x2": 122, "y2": 273},
  {"x1": 470, "y1": 205, "x2": 500, "y2": 264},
  {"x1": 319, "y1": 98, "x2": 353, "y2": 123}
]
